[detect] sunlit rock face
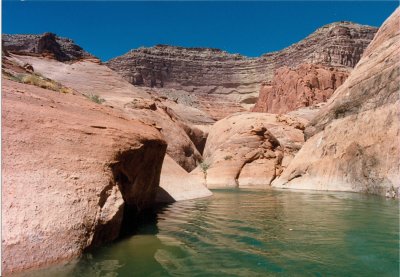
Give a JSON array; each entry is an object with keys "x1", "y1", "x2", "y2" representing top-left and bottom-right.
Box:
[
  {"x1": 273, "y1": 8, "x2": 400, "y2": 198},
  {"x1": 252, "y1": 64, "x2": 350, "y2": 114},
  {"x1": 106, "y1": 22, "x2": 376, "y2": 118},
  {"x1": 195, "y1": 112, "x2": 308, "y2": 188},
  {"x1": 1, "y1": 78, "x2": 167, "y2": 275}
]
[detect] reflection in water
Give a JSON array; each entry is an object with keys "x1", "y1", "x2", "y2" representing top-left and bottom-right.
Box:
[{"x1": 18, "y1": 189, "x2": 399, "y2": 277}]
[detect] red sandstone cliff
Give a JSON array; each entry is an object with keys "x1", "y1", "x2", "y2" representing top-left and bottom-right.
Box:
[{"x1": 252, "y1": 64, "x2": 349, "y2": 114}]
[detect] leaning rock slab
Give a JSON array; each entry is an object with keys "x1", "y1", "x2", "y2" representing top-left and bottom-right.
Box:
[{"x1": 156, "y1": 155, "x2": 212, "y2": 203}]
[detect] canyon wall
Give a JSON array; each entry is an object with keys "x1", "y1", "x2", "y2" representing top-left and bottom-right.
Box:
[
  {"x1": 106, "y1": 22, "x2": 376, "y2": 118},
  {"x1": 273, "y1": 8, "x2": 400, "y2": 197}
]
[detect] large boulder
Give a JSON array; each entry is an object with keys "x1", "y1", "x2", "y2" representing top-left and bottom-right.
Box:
[
  {"x1": 273, "y1": 8, "x2": 400, "y2": 197},
  {"x1": 7, "y1": 54, "x2": 205, "y2": 172},
  {"x1": 198, "y1": 112, "x2": 307, "y2": 188},
  {"x1": 2, "y1": 79, "x2": 167, "y2": 274}
]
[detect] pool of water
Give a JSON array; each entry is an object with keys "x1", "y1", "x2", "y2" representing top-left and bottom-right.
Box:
[{"x1": 25, "y1": 189, "x2": 399, "y2": 276}]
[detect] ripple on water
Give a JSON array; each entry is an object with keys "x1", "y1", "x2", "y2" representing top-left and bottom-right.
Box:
[{"x1": 16, "y1": 189, "x2": 399, "y2": 277}]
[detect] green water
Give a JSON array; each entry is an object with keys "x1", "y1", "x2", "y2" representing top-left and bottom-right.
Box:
[{"x1": 27, "y1": 189, "x2": 399, "y2": 276}]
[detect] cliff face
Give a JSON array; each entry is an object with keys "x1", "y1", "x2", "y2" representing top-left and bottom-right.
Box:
[
  {"x1": 106, "y1": 22, "x2": 376, "y2": 118},
  {"x1": 3, "y1": 33, "x2": 94, "y2": 61},
  {"x1": 252, "y1": 64, "x2": 350, "y2": 114},
  {"x1": 273, "y1": 8, "x2": 400, "y2": 197}
]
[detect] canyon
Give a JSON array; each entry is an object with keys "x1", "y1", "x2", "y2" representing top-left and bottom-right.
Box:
[
  {"x1": 106, "y1": 21, "x2": 376, "y2": 119},
  {"x1": 2, "y1": 7, "x2": 399, "y2": 276}
]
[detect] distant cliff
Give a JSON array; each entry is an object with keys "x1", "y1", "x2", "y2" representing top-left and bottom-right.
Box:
[
  {"x1": 106, "y1": 21, "x2": 377, "y2": 115},
  {"x1": 3, "y1": 32, "x2": 94, "y2": 61}
]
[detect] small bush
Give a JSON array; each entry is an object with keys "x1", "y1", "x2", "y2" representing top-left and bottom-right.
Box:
[
  {"x1": 199, "y1": 161, "x2": 210, "y2": 172},
  {"x1": 224, "y1": 155, "x2": 233, "y2": 160},
  {"x1": 87, "y1": 94, "x2": 105, "y2": 104},
  {"x1": 59, "y1": 87, "x2": 74, "y2": 94},
  {"x1": 2, "y1": 71, "x2": 22, "y2": 82},
  {"x1": 21, "y1": 74, "x2": 61, "y2": 91}
]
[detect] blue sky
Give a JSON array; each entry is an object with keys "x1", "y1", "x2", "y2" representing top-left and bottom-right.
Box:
[{"x1": 3, "y1": 1, "x2": 398, "y2": 61}]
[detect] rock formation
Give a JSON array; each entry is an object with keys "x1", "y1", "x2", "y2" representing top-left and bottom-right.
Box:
[
  {"x1": 1, "y1": 13, "x2": 393, "y2": 276},
  {"x1": 195, "y1": 112, "x2": 307, "y2": 188},
  {"x1": 3, "y1": 33, "x2": 94, "y2": 61},
  {"x1": 5, "y1": 53, "x2": 210, "y2": 171},
  {"x1": 106, "y1": 22, "x2": 376, "y2": 118},
  {"x1": 157, "y1": 155, "x2": 212, "y2": 202},
  {"x1": 273, "y1": 8, "x2": 400, "y2": 197},
  {"x1": 2, "y1": 79, "x2": 167, "y2": 274},
  {"x1": 2, "y1": 48, "x2": 213, "y2": 274},
  {"x1": 252, "y1": 64, "x2": 349, "y2": 114}
]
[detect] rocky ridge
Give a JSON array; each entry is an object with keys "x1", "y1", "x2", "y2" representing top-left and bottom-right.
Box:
[
  {"x1": 106, "y1": 22, "x2": 377, "y2": 117},
  {"x1": 3, "y1": 33, "x2": 94, "y2": 62}
]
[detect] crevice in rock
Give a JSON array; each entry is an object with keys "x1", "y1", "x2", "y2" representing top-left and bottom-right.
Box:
[{"x1": 87, "y1": 139, "x2": 167, "y2": 251}]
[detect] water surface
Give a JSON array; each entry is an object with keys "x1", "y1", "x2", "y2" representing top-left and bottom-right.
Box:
[{"x1": 27, "y1": 189, "x2": 399, "y2": 276}]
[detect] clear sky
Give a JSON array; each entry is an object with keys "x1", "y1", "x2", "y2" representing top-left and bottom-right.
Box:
[{"x1": 3, "y1": 1, "x2": 398, "y2": 61}]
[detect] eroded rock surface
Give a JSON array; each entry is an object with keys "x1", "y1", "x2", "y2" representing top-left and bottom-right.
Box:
[
  {"x1": 106, "y1": 22, "x2": 376, "y2": 117},
  {"x1": 273, "y1": 8, "x2": 400, "y2": 197},
  {"x1": 2, "y1": 79, "x2": 167, "y2": 274},
  {"x1": 252, "y1": 64, "x2": 349, "y2": 114},
  {"x1": 3, "y1": 33, "x2": 94, "y2": 62},
  {"x1": 6, "y1": 54, "x2": 209, "y2": 171},
  {"x1": 198, "y1": 112, "x2": 307, "y2": 188}
]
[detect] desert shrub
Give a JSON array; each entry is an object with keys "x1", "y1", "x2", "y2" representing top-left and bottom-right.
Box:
[
  {"x1": 2, "y1": 71, "x2": 22, "y2": 82},
  {"x1": 224, "y1": 155, "x2": 233, "y2": 160},
  {"x1": 21, "y1": 74, "x2": 61, "y2": 91},
  {"x1": 199, "y1": 161, "x2": 210, "y2": 172},
  {"x1": 87, "y1": 94, "x2": 105, "y2": 104},
  {"x1": 59, "y1": 87, "x2": 74, "y2": 94}
]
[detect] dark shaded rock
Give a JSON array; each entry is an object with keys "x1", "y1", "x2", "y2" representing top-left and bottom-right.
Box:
[{"x1": 3, "y1": 33, "x2": 94, "y2": 61}]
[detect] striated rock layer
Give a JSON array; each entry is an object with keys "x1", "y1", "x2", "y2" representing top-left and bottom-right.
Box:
[
  {"x1": 252, "y1": 64, "x2": 349, "y2": 114},
  {"x1": 3, "y1": 33, "x2": 95, "y2": 62},
  {"x1": 106, "y1": 22, "x2": 376, "y2": 118},
  {"x1": 273, "y1": 8, "x2": 400, "y2": 197},
  {"x1": 1, "y1": 79, "x2": 167, "y2": 274}
]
